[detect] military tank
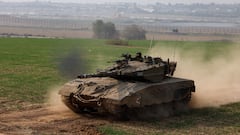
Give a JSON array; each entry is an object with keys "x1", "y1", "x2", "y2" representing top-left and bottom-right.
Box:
[{"x1": 59, "y1": 52, "x2": 195, "y2": 119}]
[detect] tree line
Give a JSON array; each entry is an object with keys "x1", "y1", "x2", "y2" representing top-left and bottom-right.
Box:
[{"x1": 92, "y1": 20, "x2": 146, "y2": 40}]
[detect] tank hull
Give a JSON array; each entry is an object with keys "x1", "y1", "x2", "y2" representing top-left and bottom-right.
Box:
[{"x1": 59, "y1": 77, "x2": 195, "y2": 119}]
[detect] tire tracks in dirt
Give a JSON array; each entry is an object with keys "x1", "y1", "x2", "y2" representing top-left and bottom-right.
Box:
[{"x1": 0, "y1": 99, "x2": 107, "y2": 135}]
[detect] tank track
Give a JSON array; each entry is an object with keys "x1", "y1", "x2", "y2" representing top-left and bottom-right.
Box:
[
  {"x1": 61, "y1": 94, "x2": 83, "y2": 113},
  {"x1": 61, "y1": 92, "x2": 191, "y2": 120}
]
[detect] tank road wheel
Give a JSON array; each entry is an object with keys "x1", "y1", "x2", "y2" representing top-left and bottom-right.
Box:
[
  {"x1": 173, "y1": 92, "x2": 192, "y2": 114},
  {"x1": 126, "y1": 103, "x2": 175, "y2": 120},
  {"x1": 61, "y1": 93, "x2": 83, "y2": 113},
  {"x1": 114, "y1": 105, "x2": 129, "y2": 120}
]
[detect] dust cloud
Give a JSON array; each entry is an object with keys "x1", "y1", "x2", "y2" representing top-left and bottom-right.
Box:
[
  {"x1": 46, "y1": 85, "x2": 69, "y2": 112},
  {"x1": 148, "y1": 44, "x2": 240, "y2": 108}
]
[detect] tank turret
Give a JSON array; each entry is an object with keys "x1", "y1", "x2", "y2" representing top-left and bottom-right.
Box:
[{"x1": 78, "y1": 52, "x2": 177, "y2": 82}]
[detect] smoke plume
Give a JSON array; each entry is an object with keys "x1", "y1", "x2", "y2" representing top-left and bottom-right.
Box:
[
  {"x1": 148, "y1": 43, "x2": 240, "y2": 108},
  {"x1": 57, "y1": 49, "x2": 86, "y2": 79}
]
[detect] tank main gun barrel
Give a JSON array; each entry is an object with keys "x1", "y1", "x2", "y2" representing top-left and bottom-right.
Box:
[
  {"x1": 78, "y1": 71, "x2": 118, "y2": 79},
  {"x1": 78, "y1": 73, "x2": 107, "y2": 78}
]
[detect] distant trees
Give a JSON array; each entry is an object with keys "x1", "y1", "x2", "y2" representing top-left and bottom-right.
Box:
[
  {"x1": 92, "y1": 20, "x2": 146, "y2": 40},
  {"x1": 92, "y1": 20, "x2": 118, "y2": 39},
  {"x1": 121, "y1": 24, "x2": 146, "y2": 40},
  {"x1": 172, "y1": 28, "x2": 179, "y2": 33}
]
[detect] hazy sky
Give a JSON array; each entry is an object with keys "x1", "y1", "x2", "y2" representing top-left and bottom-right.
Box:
[{"x1": 2, "y1": 0, "x2": 240, "y2": 4}]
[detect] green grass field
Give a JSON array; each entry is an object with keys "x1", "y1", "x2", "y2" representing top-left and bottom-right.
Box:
[
  {"x1": 0, "y1": 38, "x2": 149, "y2": 103},
  {"x1": 0, "y1": 38, "x2": 239, "y2": 134}
]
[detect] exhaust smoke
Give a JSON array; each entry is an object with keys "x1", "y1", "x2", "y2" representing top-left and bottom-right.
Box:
[{"x1": 57, "y1": 49, "x2": 86, "y2": 79}]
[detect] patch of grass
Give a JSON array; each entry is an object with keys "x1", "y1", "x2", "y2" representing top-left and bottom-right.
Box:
[
  {"x1": 99, "y1": 125, "x2": 133, "y2": 135},
  {"x1": 152, "y1": 40, "x2": 235, "y2": 62}
]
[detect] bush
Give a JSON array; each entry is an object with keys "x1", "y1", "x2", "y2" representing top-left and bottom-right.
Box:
[
  {"x1": 121, "y1": 24, "x2": 146, "y2": 40},
  {"x1": 92, "y1": 20, "x2": 118, "y2": 39}
]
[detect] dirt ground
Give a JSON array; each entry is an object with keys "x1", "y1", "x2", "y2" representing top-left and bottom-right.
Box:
[
  {"x1": 1, "y1": 26, "x2": 239, "y2": 41},
  {"x1": 0, "y1": 98, "x2": 108, "y2": 135},
  {"x1": 0, "y1": 26, "x2": 93, "y2": 39}
]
